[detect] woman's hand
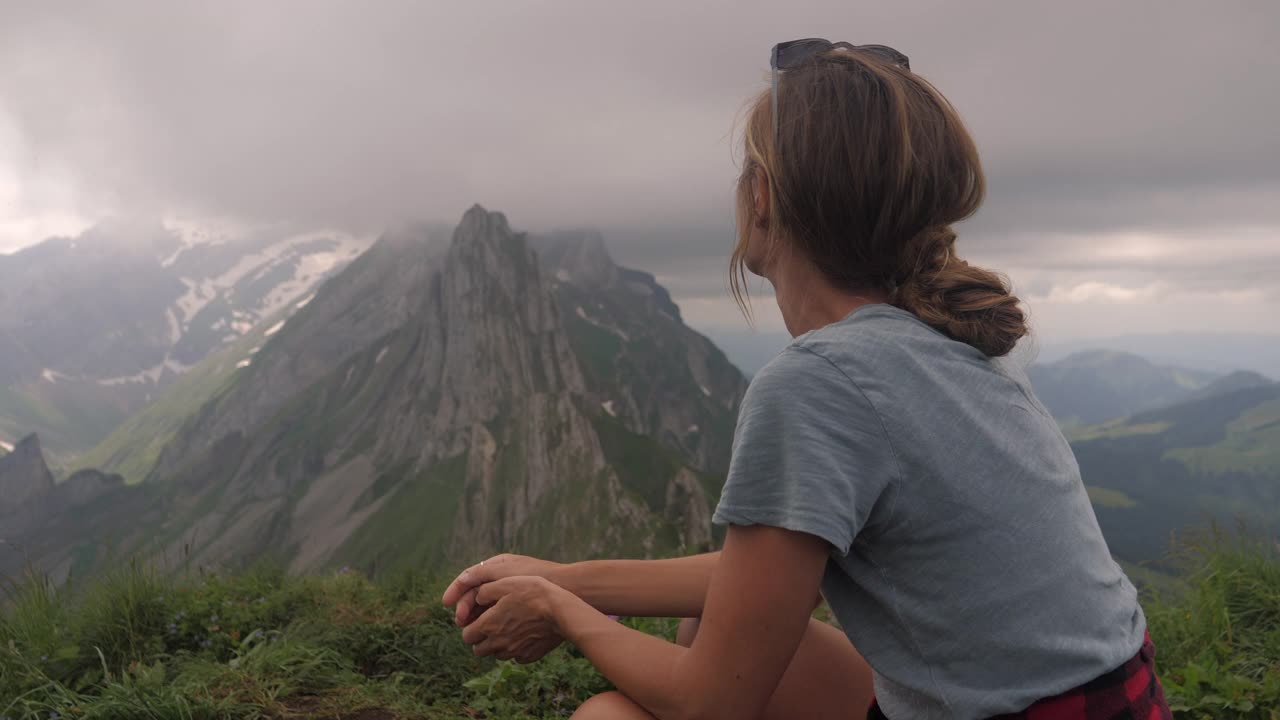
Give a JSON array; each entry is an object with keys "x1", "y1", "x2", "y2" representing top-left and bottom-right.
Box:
[
  {"x1": 459, "y1": 575, "x2": 569, "y2": 664},
  {"x1": 442, "y1": 554, "x2": 563, "y2": 627}
]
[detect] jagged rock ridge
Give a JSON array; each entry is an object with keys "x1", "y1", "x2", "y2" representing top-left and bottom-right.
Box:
[{"x1": 1, "y1": 207, "x2": 747, "y2": 580}]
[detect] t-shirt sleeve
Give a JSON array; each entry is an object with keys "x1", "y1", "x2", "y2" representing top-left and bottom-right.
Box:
[{"x1": 712, "y1": 345, "x2": 896, "y2": 554}]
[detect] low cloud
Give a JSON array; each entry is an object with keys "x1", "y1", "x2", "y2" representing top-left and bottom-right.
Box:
[{"x1": 0, "y1": 1, "x2": 1276, "y2": 341}]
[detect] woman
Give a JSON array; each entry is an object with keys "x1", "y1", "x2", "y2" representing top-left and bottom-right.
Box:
[{"x1": 442, "y1": 40, "x2": 1170, "y2": 720}]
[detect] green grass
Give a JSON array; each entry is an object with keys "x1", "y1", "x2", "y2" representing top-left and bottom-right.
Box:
[
  {"x1": 1163, "y1": 398, "x2": 1280, "y2": 477},
  {"x1": 1086, "y1": 485, "x2": 1140, "y2": 508},
  {"x1": 1, "y1": 558, "x2": 673, "y2": 719},
  {"x1": 1145, "y1": 532, "x2": 1280, "y2": 718},
  {"x1": 1065, "y1": 420, "x2": 1173, "y2": 443},
  {"x1": 5, "y1": 534, "x2": 1276, "y2": 719}
]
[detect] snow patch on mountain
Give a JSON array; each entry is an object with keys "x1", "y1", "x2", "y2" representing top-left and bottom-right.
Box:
[
  {"x1": 97, "y1": 357, "x2": 191, "y2": 386},
  {"x1": 170, "y1": 228, "x2": 366, "y2": 326},
  {"x1": 165, "y1": 308, "x2": 182, "y2": 344},
  {"x1": 40, "y1": 368, "x2": 71, "y2": 384},
  {"x1": 575, "y1": 306, "x2": 630, "y2": 342}
]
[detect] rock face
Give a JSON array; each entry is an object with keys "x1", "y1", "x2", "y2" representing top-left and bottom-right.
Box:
[
  {"x1": 531, "y1": 231, "x2": 746, "y2": 474},
  {"x1": 5, "y1": 206, "x2": 746, "y2": 579},
  {"x1": 0, "y1": 434, "x2": 56, "y2": 509},
  {"x1": 0, "y1": 436, "x2": 138, "y2": 581}
]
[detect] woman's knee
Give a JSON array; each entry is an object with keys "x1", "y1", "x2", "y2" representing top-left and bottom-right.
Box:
[
  {"x1": 572, "y1": 690, "x2": 652, "y2": 719},
  {"x1": 676, "y1": 617, "x2": 700, "y2": 647}
]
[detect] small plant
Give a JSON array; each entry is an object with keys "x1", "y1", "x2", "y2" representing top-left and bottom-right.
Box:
[{"x1": 1145, "y1": 531, "x2": 1280, "y2": 719}]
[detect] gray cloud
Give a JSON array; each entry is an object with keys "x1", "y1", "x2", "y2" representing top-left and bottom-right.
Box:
[{"x1": 1, "y1": 0, "x2": 1277, "y2": 340}]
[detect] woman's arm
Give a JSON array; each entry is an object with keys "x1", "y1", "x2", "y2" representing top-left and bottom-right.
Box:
[
  {"x1": 466, "y1": 525, "x2": 828, "y2": 720},
  {"x1": 443, "y1": 551, "x2": 720, "y2": 622},
  {"x1": 552, "y1": 552, "x2": 720, "y2": 618}
]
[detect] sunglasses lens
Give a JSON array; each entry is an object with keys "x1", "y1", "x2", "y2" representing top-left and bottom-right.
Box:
[
  {"x1": 774, "y1": 38, "x2": 833, "y2": 69},
  {"x1": 859, "y1": 44, "x2": 911, "y2": 70}
]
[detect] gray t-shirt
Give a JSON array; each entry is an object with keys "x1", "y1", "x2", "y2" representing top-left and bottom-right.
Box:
[{"x1": 713, "y1": 304, "x2": 1146, "y2": 719}]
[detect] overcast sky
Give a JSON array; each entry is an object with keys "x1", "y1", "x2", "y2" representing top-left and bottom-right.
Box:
[{"x1": 1, "y1": 0, "x2": 1277, "y2": 347}]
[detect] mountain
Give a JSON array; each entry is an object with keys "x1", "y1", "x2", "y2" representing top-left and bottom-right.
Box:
[
  {"x1": 695, "y1": 327, "x2": 791, "y2": 378},
  {"x1": 1, "y1": 207, "x2": 746, "y2": 582},
  {"x1": 0, "y1": 218, "x2": 372, "y2": 461},
  {"x1": 1038, "y1": 333, "x2": 1280, "y2": 380},
  {"x1": 1067, "y1": 379, "x2": 1280, "y2": 566},
  {"x1": 530, "y1": 230, "x2": 744, "y2": 474},
  {"x1": 0, "y1": 435, "x2": 148, "y2": 582},
  {"x1": 0, "y1": 434, "x2": 55, "y2": 508},
  {"x1": 1027, "y1": 350, "x2": 1218, "y2": 425},
  {"x1": 1184, "y1": 369, "x2": 1274, "y2": 402}
]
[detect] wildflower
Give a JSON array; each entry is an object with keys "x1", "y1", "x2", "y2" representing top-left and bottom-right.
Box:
[{"x1": 40, "y1": 654, "x2": 48, "y2": 661}]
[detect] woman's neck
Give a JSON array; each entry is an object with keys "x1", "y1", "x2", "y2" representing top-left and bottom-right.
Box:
[{"x1": 769, "y1": 254, "x2": 887, "y2": 337}]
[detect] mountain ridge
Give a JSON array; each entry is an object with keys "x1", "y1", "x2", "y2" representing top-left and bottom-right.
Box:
[
  {"x1": 2, "y1": 206, "x2": 745, "y2": 583},
  {"x1": 0, "y1": 219, "x2": 373, "y2": 461}
]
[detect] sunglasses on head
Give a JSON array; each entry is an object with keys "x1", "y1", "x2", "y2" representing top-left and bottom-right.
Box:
[{"x1": 770, "y1": 38, "x2": 911, "y2": 141}]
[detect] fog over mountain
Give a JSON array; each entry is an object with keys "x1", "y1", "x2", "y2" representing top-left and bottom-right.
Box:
[{"x1": 1, "y1": 1, "x2": 1277, "y2": 349}]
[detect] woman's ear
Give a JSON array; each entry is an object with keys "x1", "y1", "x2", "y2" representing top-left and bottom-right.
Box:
[{"x1": 753, "y1": 166, "x2": 770, "y2": 229}]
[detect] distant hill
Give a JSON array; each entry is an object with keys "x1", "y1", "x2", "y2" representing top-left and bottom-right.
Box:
[
  {"x1": 1067, "y1": 380, "x2": 1280, "y2": 566},
  {"x1": 1027, "y1": 350, "x2": 1218, "y2": 425},
  {"x1": 1038, "y1": 333, "x2": 1280, "y2": 379}
]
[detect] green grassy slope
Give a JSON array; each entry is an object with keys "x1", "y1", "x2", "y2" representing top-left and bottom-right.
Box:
[
  {"x1": 75, "y1": 318, "x2": 288, "y2": 484},
  {"x1": 0, "y1": 380, "x2": 147, "y2": 469},
  {"x1": 1071, "y1": 384, "x2": 1280, "y2": 566},
  {"x1": 3, "y1": 535, "x2": 1274, "y2": 719},
  {"x1": 1145, "y1": 536, "x2": 1280, "y2": 718}
]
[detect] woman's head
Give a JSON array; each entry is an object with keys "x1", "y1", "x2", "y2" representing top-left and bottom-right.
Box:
[{"x1": 733, "y1": 44, "x2": 1027, "y2": 357}]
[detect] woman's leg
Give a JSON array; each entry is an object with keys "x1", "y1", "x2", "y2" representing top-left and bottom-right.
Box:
[{"x1": 572, "y1": 617, "x2": 874, "y2": 720}]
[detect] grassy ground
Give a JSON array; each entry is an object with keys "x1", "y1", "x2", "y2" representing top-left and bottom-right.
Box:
[
  {"x1": 1144, "y1": 534, "x2": 1280, "y2": 719},
  {"x1": 2, "y1": 538, "x2": 1277, "y2": 719},
  {"x1": 0, "y1": 562, "x2": 678, "y2": 719}
]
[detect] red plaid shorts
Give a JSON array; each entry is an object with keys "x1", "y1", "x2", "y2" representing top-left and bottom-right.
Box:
[{"x1": 867, "y1": 633, "x2": 1171, "y2": 719}]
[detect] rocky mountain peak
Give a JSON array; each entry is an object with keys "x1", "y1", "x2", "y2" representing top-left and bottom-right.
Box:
[
  {"x1": 532, "y1": 230, "x2": 620, "y2": 289},
  {"x1": 454, "y1": 204, "x2": 513, "y2": 246},
  {"x1": 0, "y1": 433, "x2": 55, "y2": 509},
  {"x1": 4, "y1": 205, "x2": 746, "y2": 580}
]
